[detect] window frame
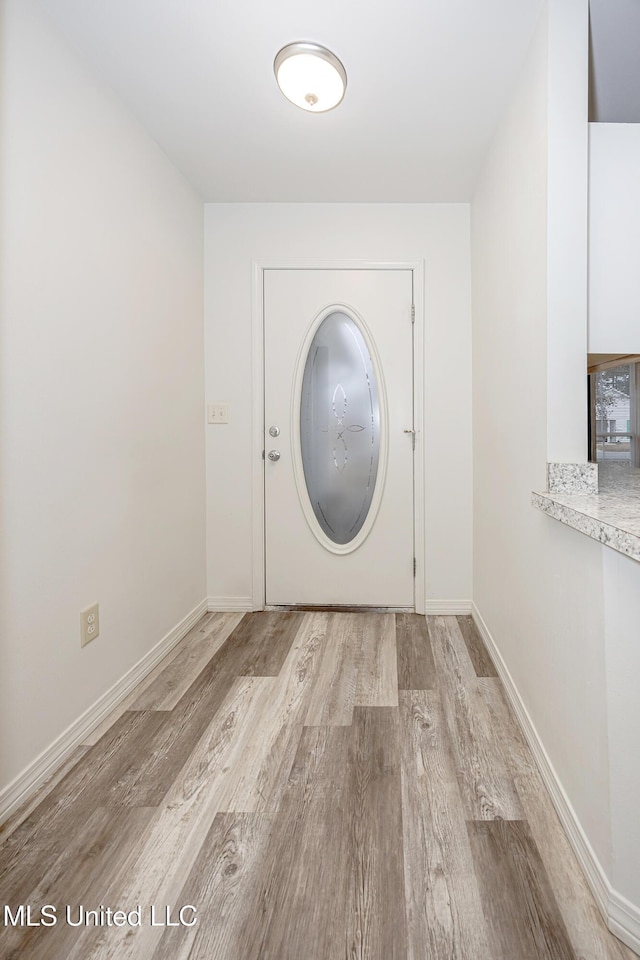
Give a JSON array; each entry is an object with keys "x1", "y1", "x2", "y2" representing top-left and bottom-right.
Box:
[{"x1": 588, "y1": 356, "x2": 640, "y2": 466}]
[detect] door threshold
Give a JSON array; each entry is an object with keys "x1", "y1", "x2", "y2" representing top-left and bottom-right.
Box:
[{"x1": 264, "y1": 604, "x2": 415, "y2": 613}]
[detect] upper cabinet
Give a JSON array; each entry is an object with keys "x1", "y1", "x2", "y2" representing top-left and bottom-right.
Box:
[
  {"x1": 588, "y1": 124, "x2": 640, "y2": 352},
  {"x1": 588, "y1": 0, "x2": 640, "y2": 352}
]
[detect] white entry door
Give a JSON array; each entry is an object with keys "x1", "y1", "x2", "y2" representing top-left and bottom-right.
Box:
[{"x1": 264, "y1": 268, "x2": 415, "y2": 607}]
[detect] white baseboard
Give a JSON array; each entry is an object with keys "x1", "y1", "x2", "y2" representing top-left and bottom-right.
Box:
[
  {"x1": 0, "y1": 598, "x2": 208, "y2": 826},
  {"x1": 609, "y1": 892, "x2": 640, "y2": 955},
  {"x1": 207, "y1": 596, "x2": 254, "y2": 612},
  {"x1": 208, "y1": 598, "x2": 466, "y2": 615},
  {"x1": 472, "y1": 603, "x2": 640, "y2": 957},
  {"x1": 424, "y1": 599, "x2": 472, "y2": 615}
]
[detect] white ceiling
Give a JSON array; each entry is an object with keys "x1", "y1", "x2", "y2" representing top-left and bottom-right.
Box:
[
  {"x1": 37, "y1": 0, "x2": 543, "y2": 202},
  {"x1": 589, "y1": 0, "x2": 640, "y2": 123}
]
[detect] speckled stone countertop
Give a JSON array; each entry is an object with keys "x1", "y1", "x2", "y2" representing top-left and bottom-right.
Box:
[{"x1": 532, "y1": 462, "x2": 640, "y2": 563}]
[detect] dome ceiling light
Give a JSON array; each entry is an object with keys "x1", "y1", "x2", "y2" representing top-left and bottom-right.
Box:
[{"x1": 274, "y1": 42, "x2": 347, "y2": 113}]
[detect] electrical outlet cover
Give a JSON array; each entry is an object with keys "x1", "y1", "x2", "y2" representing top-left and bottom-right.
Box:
[{"x1": 81, "y1": 602, "x2": 100, "y2": 647}]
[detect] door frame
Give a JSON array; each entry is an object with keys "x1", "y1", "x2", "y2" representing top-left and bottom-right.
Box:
[{"x1": 251, "y1": 260, "x2": 425, "y2": 614}]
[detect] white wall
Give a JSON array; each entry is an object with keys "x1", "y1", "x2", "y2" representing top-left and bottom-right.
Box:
[
  {"x1": 546, "y1": 0, "x2": 589, "y2": 462},
  {"x1": 602, "y1": 550, "x2": 640, "y2": 919},
  {"x1": 589, "y1": 123, "x2": 640, "y2": 352},
  {"x1": 204, "y1": 203, "x2": 472, "y2": 607},
  {"x1": 472, "y1": 0, "x2": 612, "y2": 881},
  {"x1": 0, "y1": 0, "x2": 206, "y2": 793},
  {"x1": 588, "y1": 117, "x2": 640, "y2": 935}
]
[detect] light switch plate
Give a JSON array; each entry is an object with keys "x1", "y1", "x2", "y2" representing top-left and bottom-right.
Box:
[{"x1": 207, "y1": 403, "x2": 228, "y2": 424}]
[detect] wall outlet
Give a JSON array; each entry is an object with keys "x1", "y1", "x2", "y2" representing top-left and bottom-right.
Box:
[
  {"x1": 207, "y1": 403, "x2": 228, "y2": 424},
  {"x1": 80, "y1": 603, "x2": 100, "y2": 647}
]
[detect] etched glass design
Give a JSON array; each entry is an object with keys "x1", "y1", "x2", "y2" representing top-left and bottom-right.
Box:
[{"x1": 300, "y1": 311, "x2": 380, "y2": 545}]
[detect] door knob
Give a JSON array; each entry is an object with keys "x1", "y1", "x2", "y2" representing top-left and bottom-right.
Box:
[
  {"x1": 267, "y1": 450, "x2": 281, "y2": 462},
  {"x1": 269, "y1": 425, "x2": 280, "y2": 437}
]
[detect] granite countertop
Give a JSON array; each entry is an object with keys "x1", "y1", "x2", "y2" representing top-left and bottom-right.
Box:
[{"x1": 532, "y1": 462, "x2": 640, "y2": 562}]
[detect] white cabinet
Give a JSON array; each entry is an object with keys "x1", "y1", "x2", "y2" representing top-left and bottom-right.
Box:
[{"x1": 589, "y1": 123, "x2": 640, "y2": 352}]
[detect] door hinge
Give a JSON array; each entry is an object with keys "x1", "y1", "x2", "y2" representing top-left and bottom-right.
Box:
[
  {"x1": 411, "y1": 303, "x2": 415, "y2": 324},
  {"x1": 413, "y1": 557, "x2": 417, "y2": 577}
]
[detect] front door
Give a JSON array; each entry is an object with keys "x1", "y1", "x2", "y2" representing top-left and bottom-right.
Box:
[{"x1": 264, "y1": 268, "x2": 415, "y2": 607}]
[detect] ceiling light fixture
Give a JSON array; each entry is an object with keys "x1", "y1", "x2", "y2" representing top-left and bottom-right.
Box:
[{"x1": 274, "y1": 42, "x2": 347, "y2": 113}]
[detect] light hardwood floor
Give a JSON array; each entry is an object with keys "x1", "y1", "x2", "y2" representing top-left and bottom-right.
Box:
[{"x1": 0, "y1": 611, "x2": 634, "y2": 960}]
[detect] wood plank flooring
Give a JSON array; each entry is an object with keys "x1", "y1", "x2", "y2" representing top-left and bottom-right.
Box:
[{"x1": 0, "y1": 611, "x2": 634, "y2": 960}]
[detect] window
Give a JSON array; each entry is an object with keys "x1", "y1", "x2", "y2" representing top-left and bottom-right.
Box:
[{"x1": 589, "y1": 358, "x2": 640, "y2": 465}]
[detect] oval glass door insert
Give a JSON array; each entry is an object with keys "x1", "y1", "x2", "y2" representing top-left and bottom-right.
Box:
[{"x1": 300, "y1": 311, "x2": 380, "y2": 545}]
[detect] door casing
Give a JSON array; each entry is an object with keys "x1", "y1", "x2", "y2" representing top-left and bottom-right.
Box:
[{"x1": 251, "y1": 260, "x2": 425, "y2": 613}]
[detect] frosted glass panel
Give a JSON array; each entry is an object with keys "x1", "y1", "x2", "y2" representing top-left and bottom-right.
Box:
[{"x1": 300, "y1": 312, "x2": 380, "y2": 545}]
